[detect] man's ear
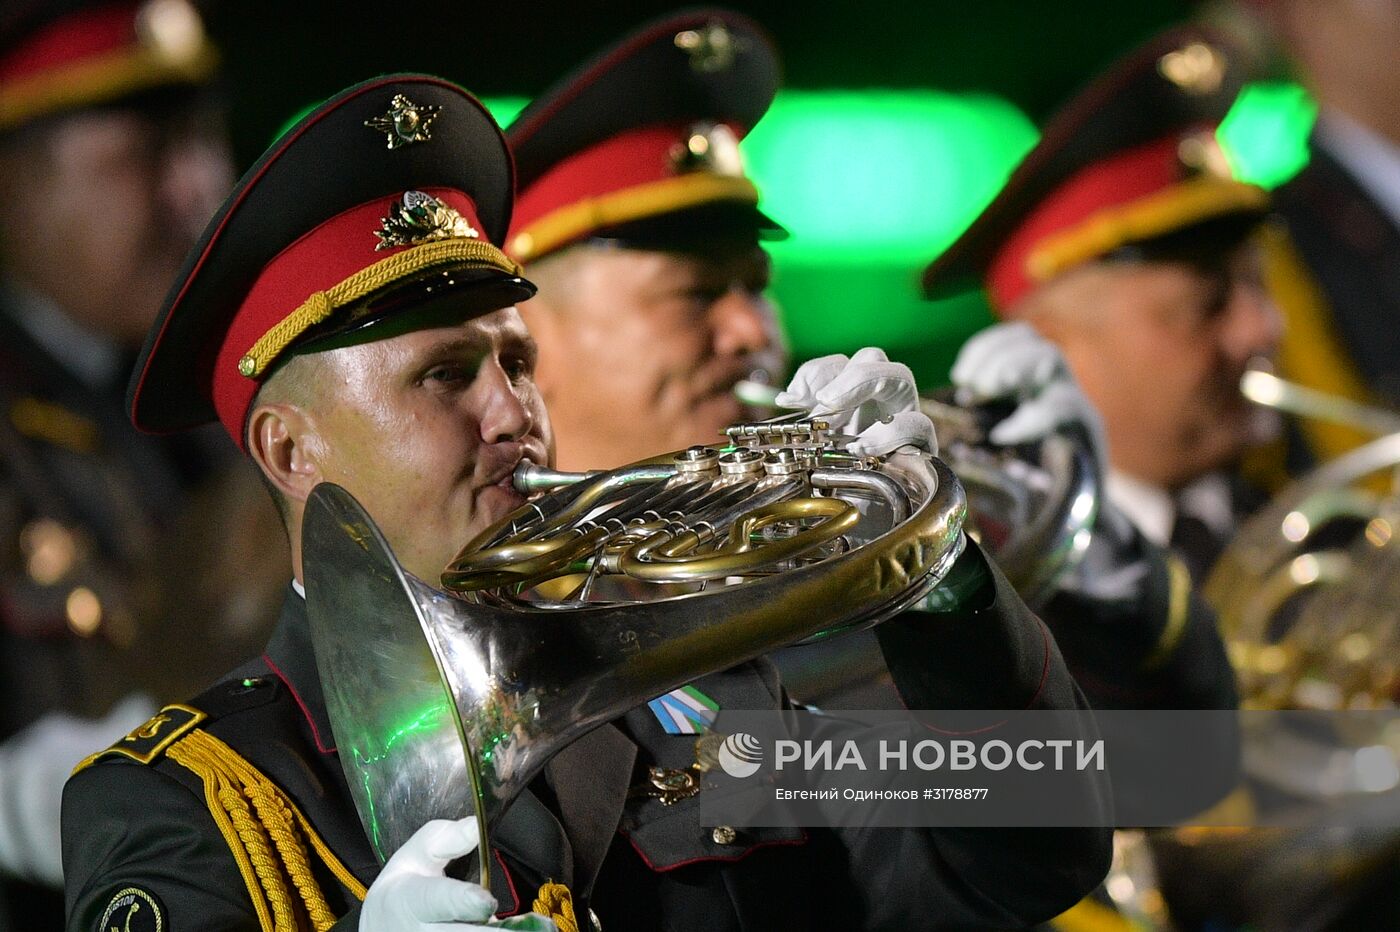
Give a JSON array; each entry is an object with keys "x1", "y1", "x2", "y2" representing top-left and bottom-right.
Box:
[{"x1": 247, "y1": 403, "x2": 322, "y2": 505}]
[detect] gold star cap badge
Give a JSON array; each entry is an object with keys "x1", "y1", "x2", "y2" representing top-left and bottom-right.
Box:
[
  {"x1": 365, "y1": 94, "x2": 441, "y2": 149},
  {"x1": 1157, "y1": 42, "x2": 1227, "y2": 97},
  {"x1": 674, "y1": 21, "x2": 747, "y2": 73}
]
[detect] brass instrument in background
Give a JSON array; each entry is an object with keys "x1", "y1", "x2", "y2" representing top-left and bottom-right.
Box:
[
  {"x1": 734, "y1": 379, "x2": 1101, "y2": 610},
  {"x1": 919, "y1": 393, "x2": 1099, "y2": 609},
  {"x1": 301, "y1": 420, "x2": 966, "y2": 890},
  {"x1": 1138, "y1": 371, "x2": 1400, "y2": 932},
  {"x1": 1210, "y1": 369, "x2": 1400, "y2": 709}
]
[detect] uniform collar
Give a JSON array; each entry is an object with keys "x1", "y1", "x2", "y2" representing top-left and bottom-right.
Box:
[
  {"x1": 262, "y1": 587, "x2": 339, "y2": 754},
  {"x1": 1105, "y1": 471, "x2": 1174, "y2": 547},
  {"x1": 1106, "y1": 470, "x2": 1235, "y2": 548},
  {"x1": 1, "y1": 280, "x2": 123, "y2": 389}
]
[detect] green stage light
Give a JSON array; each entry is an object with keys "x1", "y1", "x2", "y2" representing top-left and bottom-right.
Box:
[
  {"x1": 742, "y1": 90, "x2": 1039, "y2": 263},
  {"x1": 482, "y1": 96, "x2": 529, "y2": 127},
  {"x1": 1218, "y1": 81, "x2": 1317, "y2": 189}
]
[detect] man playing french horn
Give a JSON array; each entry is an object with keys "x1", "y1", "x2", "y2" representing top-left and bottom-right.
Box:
[
  {"x1": 59, "y1": 73, "x2": 1113, "y2": 931},
  {"x1": 509, "y1": 10, "x2": 1237, "y2": 720}
]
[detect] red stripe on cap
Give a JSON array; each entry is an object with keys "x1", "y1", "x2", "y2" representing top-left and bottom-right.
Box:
[
  {"x1": 211, "y1": 186, "x2": 485, "y2": 444},
  {"x1": 986, "y1": 135, "x2": 1190, "y2": 313},
  {"x1": 0, "y1": 3, "x2": 137, "y2": 83},
  {"x1": 510, "y1": 121, "x2": 740, "y2": 245},
  {"x1": 128, "y1": 76, "x2": 475, "y2": 433}
]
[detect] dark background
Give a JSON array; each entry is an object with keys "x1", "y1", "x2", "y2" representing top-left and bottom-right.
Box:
[{"x1": 209, "y1": 0, "x2": 1194, "y2": 168}]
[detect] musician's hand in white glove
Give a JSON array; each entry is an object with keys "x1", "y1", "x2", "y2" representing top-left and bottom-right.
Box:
[
  {"x1": 360, "y1": 816, "x2": 555, "y2": 931},
  {"x1": 950, "y1": 321, "x2": 1106, "y2": 473},
  {"x1": 775, "y1": 347, "x2": 937, "y2": 456},
  {"x1": 954, "y1": 322, "x2": 1152, "y2": 599},
  {"x1": 0, "y1": 692, "x2": 156, "y2": 886}
]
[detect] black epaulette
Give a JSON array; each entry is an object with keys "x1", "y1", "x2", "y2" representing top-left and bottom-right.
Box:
[
  {"x1": 73, "y1": 674, "x2": 282, "y2": 774},
  {"x1": 73, "y1": 704, "x2": 206, "y2": 773}
]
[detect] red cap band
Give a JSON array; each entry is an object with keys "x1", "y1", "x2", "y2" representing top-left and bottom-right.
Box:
[
  {"x1": 986, "y1": 136, "x2": 1187, "y2": 312},
  {"x1": 211, "y1": 187, "x2": 487, "y2": 443},
  {"x1": 0, "y1": 3, "x2": 135, "y2": 82},
  {"x1": 508, "y1": 121, "x2": 753, "y2": 260}
]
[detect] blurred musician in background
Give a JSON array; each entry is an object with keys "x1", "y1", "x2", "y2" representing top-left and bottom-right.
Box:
[
  {"x1": 0, "y1": 2, "x2": 284, "y2": 924},
  {"x1": 509, "y1": 12, "x2": 1238, "y2": 722},
  {"x1": 1239, "y1": 0, "x2": 1400, "y2": 468},
  {"x1": 505, "y1": 10, "x2": 786, "y2": 472},
  {"x1": 924, "y1": 25, "x2": 1280, "y2": 586}
]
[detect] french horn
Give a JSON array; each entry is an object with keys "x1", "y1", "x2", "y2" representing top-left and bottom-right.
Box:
[
  {"x1": 301, "y1": 420, "x2": 966, "y2": 889},
  {"x1": 918, "y1": 393, "x2": 1099, "y2": 609},
  {"x1": 1209, "y1": 369, "x2": 1400, "y2": 709},
  {"x1": 1135, "y1": 371, "x2": 1400, "y2": 931}
]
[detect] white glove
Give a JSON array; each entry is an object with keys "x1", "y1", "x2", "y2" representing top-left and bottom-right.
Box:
[
  {"x1": 950, "y1": 322, "x2": 1106, "y2": 472},
  {"x1": 0, "y1": 692, "x2": 157, "y2": 885},
  {"x1": 775, "y1": 347, "x2": 937, "y2": 456},
  {"x1": 360, "y1": 816, "x2": 555, "y2": 931}
]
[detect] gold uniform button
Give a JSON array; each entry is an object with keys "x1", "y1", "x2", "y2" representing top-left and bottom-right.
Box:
[{"x1": 711, "y1": 825, "x2": 737, "y2": 845}]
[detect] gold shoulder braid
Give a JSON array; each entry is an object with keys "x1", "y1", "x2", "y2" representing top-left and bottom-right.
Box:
[
  {"x1": 77, "y1": 706, "x2": 366, "y2": 932},
  {"x1": 165, "y1": 728, "x2": 367, "y2": 931}
]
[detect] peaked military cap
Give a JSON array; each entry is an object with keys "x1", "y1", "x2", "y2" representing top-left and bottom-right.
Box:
[
  {"x1": 0, "y1": 0, "x2": 218, "y2": 131},
  {"x1": 922, "y1": 25, "x2": 1269, "y2": 313},
  {"x1": 504, "y1": 7, "x2": 783, "y2": 263},
  {"x1": 127, "y1": 73, "x2": 533, "y2": 447}
]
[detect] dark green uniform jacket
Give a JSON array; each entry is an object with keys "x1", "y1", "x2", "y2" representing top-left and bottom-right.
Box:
[{"x1": 62, "y1": 545, "x2": 1111, "y2": 931}]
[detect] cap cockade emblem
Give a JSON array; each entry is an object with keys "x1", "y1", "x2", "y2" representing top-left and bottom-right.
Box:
[
  {"x1": 674, "y1": 21, "x2": 746, "y2": 73},
  {"x1": 1177, "y1": 130, "x2": 1234, "y2": 180},
  {"x1": 1157, "y1": 42, "x2": 1226, "y2": 96},
  {"x1": 375, "y1": 191, "x2": 479, "y2": 250},
  {"x1": 365, "y1": 94, "x2": 440, "y2": 149},
  {"x1": 670, "y1": 122, "x2": 744, "y2": 177}
]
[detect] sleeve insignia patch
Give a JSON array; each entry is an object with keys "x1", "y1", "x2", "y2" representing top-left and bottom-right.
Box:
[
  {"x1": 98, "y1": 886, "x2": 165, "y2": 932},
  {"x1": 73, "y1": 704, "x2": 207, "y2": 774}
]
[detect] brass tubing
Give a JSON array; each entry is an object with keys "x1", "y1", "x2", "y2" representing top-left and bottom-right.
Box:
[
  {"x1": 1241, "y1": 369, "x2": 1400, "y2": 437},
  {"x1": 503, "y1": 465, "x2": 678, "y2": 545},
  {"x1": 811, "y1": 468, "x2": 911, "y2": 523},
  {"x1": 512, "y1": 465, "x2": 598, "y2": 492},
  {"x1": 620, "y1": 495, "x2": 858, "y2": 583}
]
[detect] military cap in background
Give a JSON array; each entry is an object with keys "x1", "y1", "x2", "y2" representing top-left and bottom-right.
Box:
[
  {"x1": 126, "y1": 74, "x2": 533, "y2": 445},
  {"x1": 923, "y1": 25, "x2": 1269, "y2": 313},
  {"x1": 505, "y1": 7, "x2": 784, "y2": 263},
  {"x1": 0, "y1": 0, "x2": 217, "y2": 132}
]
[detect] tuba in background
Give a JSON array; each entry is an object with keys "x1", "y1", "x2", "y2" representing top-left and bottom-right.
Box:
[{"x1": 301, "y1": 419, "x2": 966, "y2": 889}]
